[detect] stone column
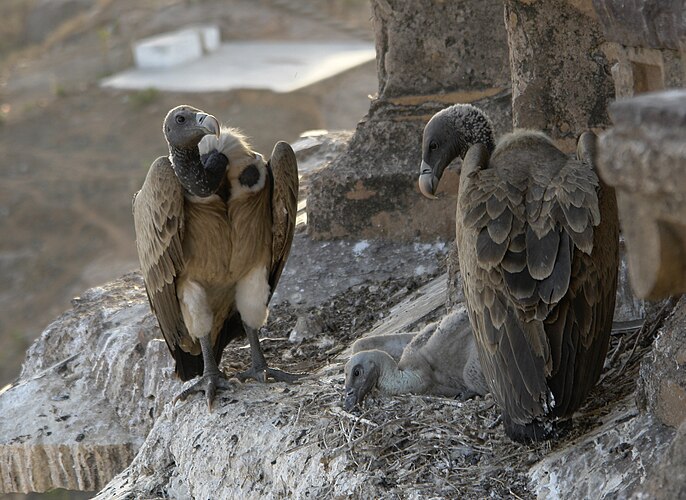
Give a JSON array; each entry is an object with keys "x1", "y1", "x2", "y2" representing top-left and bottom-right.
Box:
[
  {"x1": 307, "y1": 0, "x2": 511, "y2": 242},
  {"x1": 504, "y1": 0, "x2": 614, "y2": 151}
]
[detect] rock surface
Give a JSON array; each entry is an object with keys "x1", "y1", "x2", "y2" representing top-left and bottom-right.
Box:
[
  {"x1": 2, "y1": 254, "x2": 685, "y2": 497},
  {"x1": 504, "y1": 0, "x2": 614, "y2": 150},
  {"x1": 598, "y1": 89, "x2": 686, "y2": 299}
]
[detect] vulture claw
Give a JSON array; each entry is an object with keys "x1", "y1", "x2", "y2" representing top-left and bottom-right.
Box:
[{"x1": 173, "y1": 372, "x2": 234, "y2": 409}]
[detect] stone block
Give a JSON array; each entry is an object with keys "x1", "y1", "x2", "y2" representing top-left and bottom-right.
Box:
[
  {"x1": 637, "y1": 296, "x2": 686, "y2": 428},
  {"x1": 504, "y1": 0, "x2": 615, "y2": 150},
  {"x1": 372, "y1": 0, "x2": 510, "y2": 100},
  {"x1": 306, "y1": 92, "x2": 511, "y2": 242},
  {"x1": 598, "y1": 89, "x2": 686, "y2": 299},
  {"x1": 133, "y1": 30, "x2": 204, "y2": 69}
]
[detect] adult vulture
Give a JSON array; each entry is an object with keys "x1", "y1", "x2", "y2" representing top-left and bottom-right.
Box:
[
  {"x1": 418, "y1": 104, "x2": 619, "y2": 441},
  {"x1": 133, "y1": 105, "x2": 299, "y2": 407}
]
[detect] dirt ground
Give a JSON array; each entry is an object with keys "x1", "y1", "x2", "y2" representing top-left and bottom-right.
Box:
[{"x1": 0, "y1": 0, "x2": 376, "y2": 386}]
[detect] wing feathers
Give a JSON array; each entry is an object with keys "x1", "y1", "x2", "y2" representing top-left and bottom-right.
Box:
[
  {"x1": 456, "y1": 130, "x2": 617, "y2": 426},
  {"x1": 268, "y1": 141, "x2": 299, "y2": 295}
]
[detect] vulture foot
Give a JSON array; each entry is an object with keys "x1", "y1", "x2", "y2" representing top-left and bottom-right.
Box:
[
  {"x1": 236, "y1": 365, "x2": 302, "y2": 384},
  {"x1": 174, "y1": 372, "x2": 235, "y2": 410}
]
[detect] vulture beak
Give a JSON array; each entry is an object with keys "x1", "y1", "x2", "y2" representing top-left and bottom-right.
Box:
[
  {"x1": 196, "y1": 112, "x2": 221, "y2": 138},
  {"x1": 418, "y1": 160, "x2": 439, "y2": 199},
  {"x1": 344, "y1": 387, "x2": 361, "y2": 411}
]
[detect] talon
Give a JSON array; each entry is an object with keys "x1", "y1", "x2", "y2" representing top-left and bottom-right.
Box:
[{"x1": 173, "y1": 372, "x2": 233, "y2": 409}]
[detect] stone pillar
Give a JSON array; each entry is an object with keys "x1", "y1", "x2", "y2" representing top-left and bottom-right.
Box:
[
  {"x1": 307, "y1": 0, "x2": 511, "y2": 242},
  {"x1": 598, "y1": 90, "x2": 686, "y2": 299},
  {"x1": 504, "y1": 0, "x2": 615, "y2": 151}
]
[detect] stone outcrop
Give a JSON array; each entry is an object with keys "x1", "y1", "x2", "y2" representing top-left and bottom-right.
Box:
[
  {"x1": 307, "y1": 0, "x2": 511, "y2": 242},
  {"x1": 0, "y1": 273, "x2": 173, "y2": 493},
  {"x1": 0, "y1": 269, "x2": 681, "y2": 498},
  {"x1": 637, "y1": 295, "x2": 686, "y2": 428},
  {"x1": 503, "y1": 0, "x2": 615, "y2": 151}
]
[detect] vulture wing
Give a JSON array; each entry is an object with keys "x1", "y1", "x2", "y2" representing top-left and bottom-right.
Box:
[
  {"x1": 133, "y1": 157, "x2": 193, "y2": 376},
  {"x1": 267, "y1": 141, "x2": 299, "y2": 296},
  {"x1": 456, "y1": 136, "x2": 617, "y2": 426}
]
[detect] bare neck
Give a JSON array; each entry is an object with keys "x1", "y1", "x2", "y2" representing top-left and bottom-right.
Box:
[{"x1": 372, "y1": 351, "x2": 427, "y2": 395}]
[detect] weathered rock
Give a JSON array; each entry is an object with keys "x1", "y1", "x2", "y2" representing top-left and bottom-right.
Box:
[
  {"x1": 529, "y1": 397, "x2": 675, "y2": 499},
  {"x1": 597, "y1": 89, "x2": 686, "y2": 299},
  {"x1": 635, "y1": 419, "x2": 686, "y2": 499},
  {"x1": 593, "y1": 1, "x2": 686, "y2": 98},
  {"x1": 307, "y1": 0, "x2": 511, "y2": 242},
  {"x1": 593, "y1": 0, "x2": 686, "y2": 51},
  {"x1": 504, "y1": 0, "x2": 615, "y2": 150},
  {"x1": 637, "y1": 296, "x2": 686, "y2": 428},
  {"x1": 373, "y1": 0, "x2": 510, "y2": 99},
  {"x1": 0, "y1": 273, "x2": 174, "y2": 493}
]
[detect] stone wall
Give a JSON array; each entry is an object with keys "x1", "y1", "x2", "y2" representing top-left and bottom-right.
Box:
[
  {"x1": 307, "y1": 0, "x2": 511, "y2": 242},
  {"x1": 594, "y1": 0, "x2": 686, "y2": 97}
]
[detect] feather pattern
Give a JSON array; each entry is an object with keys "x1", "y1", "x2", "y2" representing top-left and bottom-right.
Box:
[
  {"x1": 455, "y1": 128, "x2": 618, "y2": 431},
  {"x1": 134, "y1": 118, "x2": 299, "y2": 381}
]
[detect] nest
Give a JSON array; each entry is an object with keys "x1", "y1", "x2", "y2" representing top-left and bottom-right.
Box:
[{"x1": 285, "y1": 297, "x2": 676, "y2": 498}]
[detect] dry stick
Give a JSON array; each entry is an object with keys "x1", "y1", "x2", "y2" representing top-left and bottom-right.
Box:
[
  {"x1": 323, "y1": 417, "x2": 412, "y2": 460},
  {"x1": 618, "y1": 297, "x2": 677, "y2": 377}
]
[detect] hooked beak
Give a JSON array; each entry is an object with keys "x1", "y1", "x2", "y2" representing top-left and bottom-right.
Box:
[
  {"x1": 418, "y1": 160, "x2": 439, "y2": 199},
  {"x1": 196, "y1": 112, "x2": 221, "y2": 138},
  {"x1": 344, "y1": 387, "x2": 361, "y2": 411}
]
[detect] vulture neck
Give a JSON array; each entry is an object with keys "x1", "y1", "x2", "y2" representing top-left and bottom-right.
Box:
[
  {"x1": 169, "y1": 144, "x2": 220, "y2": 198},
  {"x1": 170, "y1": 144, "x2": 202, "y2": 171},
  {"x1": 451, "y1": 108, "x2": 496, "y2": 159},
  {"x1": 373, "y1": 352, "x2": 426, "y2": 395}
]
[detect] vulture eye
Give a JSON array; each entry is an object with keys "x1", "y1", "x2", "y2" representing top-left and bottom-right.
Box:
[
  {"x1": 353, "y1": 367, "x2": 361, "y2": 377},
  {"x1": 176, "y1": 115, "x2": 186, "y2": 124},
  {"x1": 429, "y1": 141, "x2": 438, "y2": 151}
]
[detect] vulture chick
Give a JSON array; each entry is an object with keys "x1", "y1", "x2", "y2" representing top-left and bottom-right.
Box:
[
  {"x1": 133, "y1": 105, "x2": 299, "y2": 408},
  {"x1": 418, "y1": 104, "x2": 619, "y2": 441},
  {"x1": 344, "y1": 307, "x2": 487, "y2": 410}
]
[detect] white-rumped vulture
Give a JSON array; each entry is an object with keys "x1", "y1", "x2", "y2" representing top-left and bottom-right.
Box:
[
  {"x1": 133, "y1": 105, "x2": 299, "y2": 407},
  {"x1": 418, "y1": 104, "x2": 619, "y2": 441},
  {"x1": 344, "y1": 307, "x2": 487, "y2": 410}
]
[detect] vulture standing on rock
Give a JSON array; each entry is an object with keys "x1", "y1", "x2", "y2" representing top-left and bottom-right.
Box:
[
  {"x1": 344, "y1": 307, "x2": 487, "y2": 410},
  {"x1": 133, "y1": 105, "x2": 299, "y2": 408},
  {"x1": 418, "y1": 104, "x2": 619, "y2": 441}
]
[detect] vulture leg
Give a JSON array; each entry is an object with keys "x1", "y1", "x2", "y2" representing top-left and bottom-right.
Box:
[
  {"x1": 173, "y1": 334, "x2": 234, "y2": 409},
  {"x1": 237, "y1": 325, "x2": 301, "y2": 383}
]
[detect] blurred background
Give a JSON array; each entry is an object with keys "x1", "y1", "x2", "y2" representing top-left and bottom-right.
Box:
[{"x1": 0, "y1": 0, "x2": 375, "y2": 388}]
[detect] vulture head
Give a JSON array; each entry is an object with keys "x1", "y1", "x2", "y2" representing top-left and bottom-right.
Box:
[
  {"x1": 344, "y1": 351, "x2": 382, "y2": 410},
  {"x1": 163, "y1": 105, "x2": 221, "y2": 148},
  {"x1": 419, "y1": 103, "x2": 496, "y2": 199},
  {"x1": 163, "y1": 105, "x2": 227, "y2": 198}
]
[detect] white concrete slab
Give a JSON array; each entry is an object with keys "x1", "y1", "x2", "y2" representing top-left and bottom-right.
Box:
[{"x1": 102, "y1": 40, "x2": 375, "y2": 93}]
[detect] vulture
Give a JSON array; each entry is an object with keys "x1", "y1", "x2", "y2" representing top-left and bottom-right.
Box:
[
  {"x1": 344, "y1": 307, "x2": 487, "y2": 410},
  {"x1": 133, "y1": 105, "x2": 299, "y2": 407},
  {"x1": 418, "y1": 104, "x2": 619, "y2": 441}
]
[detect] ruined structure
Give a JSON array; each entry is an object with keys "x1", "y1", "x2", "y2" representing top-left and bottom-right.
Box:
[{"x1": 307, "y1": 0, "x2": 511, "y2": 241}]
